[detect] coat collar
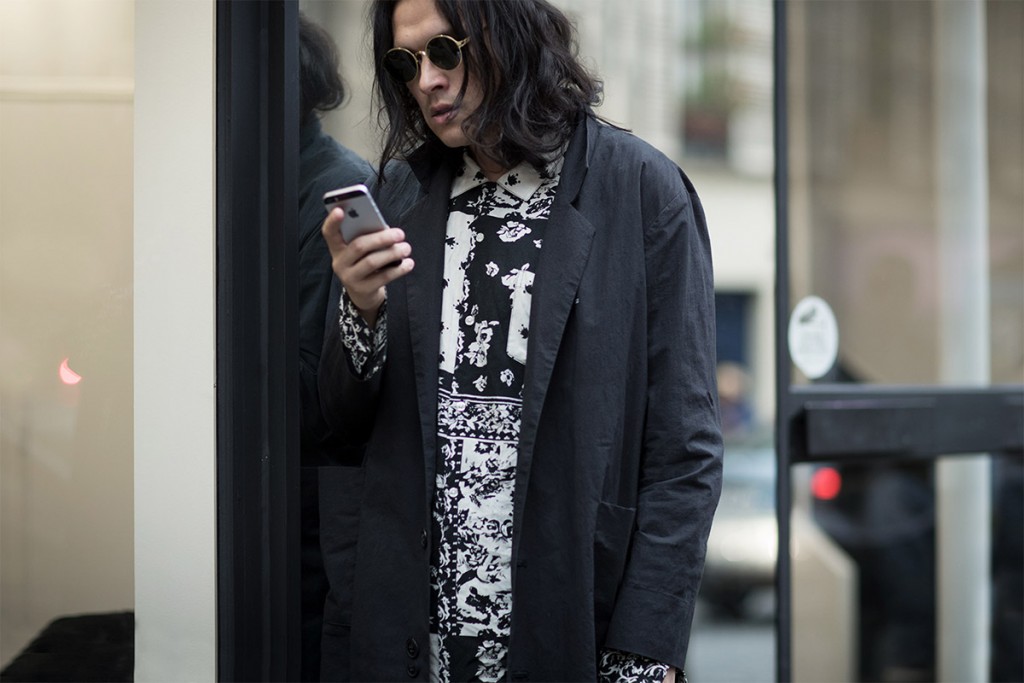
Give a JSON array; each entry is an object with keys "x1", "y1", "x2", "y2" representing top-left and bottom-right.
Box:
[
  {"x1": 449, "y1": 151, "x2": 563, "y2": 204},
  {"x1": 403, "y1": 109, "x2": 597, "y2": 203},
  {"x1": 553, "y1": 109, "x2": 595, "y2": 205}
]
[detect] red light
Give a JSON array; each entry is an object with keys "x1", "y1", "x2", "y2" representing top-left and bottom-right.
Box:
[
  {"x1": 812, "y1": 467, "x2": 842, "y2": 500},
  {"x1": 59, "y1": 357, "x2": 83, "y2": 385}
]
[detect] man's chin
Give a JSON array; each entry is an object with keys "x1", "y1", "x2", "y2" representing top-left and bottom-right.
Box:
[
  {"x1": 424, "y1": 119, "x2": 467, "y2": 149},
  {"x1": 434, "y1": 131, "x2": 470, "y2": 149}
]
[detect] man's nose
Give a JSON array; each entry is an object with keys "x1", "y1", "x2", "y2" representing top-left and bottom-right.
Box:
[{"x1": 416, "y1": 57, "x2": 447, "y2": 94}]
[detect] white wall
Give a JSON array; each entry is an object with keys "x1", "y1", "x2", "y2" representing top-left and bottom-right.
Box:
[
  {"x1": 699, "y1": 171, "x2": 777, "y2": 425},
  {"x1": 133, "y1": 1, "x2": 217, "y2": 680}
]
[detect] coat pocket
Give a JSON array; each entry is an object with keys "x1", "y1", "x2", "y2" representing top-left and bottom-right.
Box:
[
  {"x1": 318, "y1": 466, "x2": 365, "y2": 629},
  {"x1": 320, "y1": 620, "x2": 352, "y2": 682},
  {"x1": 593, "y1": 501, "x2": 637, "y2": 643}
]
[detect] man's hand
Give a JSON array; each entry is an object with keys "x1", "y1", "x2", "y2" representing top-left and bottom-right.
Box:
[
  {"x1": 321, "y1": 207, "x2": 414, "y2": 327},
  {"x1": 663, "y1": 667, "x2": 676, "y2": 683}
]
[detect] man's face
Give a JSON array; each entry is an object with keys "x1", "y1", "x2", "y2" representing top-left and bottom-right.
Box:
[{"x1": 392, "y1": 0, "x2": 483, "y2": 151}]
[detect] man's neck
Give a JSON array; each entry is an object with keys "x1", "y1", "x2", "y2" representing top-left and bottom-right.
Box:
[{"x1": 470, "y1": 146, "x2": 507, "y2": 182}]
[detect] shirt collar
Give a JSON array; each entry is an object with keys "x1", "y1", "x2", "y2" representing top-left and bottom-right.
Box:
[{"x1": 449, "y1": 151, "x2": 563, "y2": 203}]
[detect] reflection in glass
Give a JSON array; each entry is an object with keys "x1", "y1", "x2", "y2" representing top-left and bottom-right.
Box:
[
  {"x1": 0, "y1": 0, "x2": 134, "y2": 677},
  {"x1": 803, "y1": 461, "x2": 936, "y2": 681},
  {"x1": 784, "y1": 2, "x2": 1023, "y2": 680},
  {"x1": 786, "y1": 0, "x2": 1023, "y2": 386}
]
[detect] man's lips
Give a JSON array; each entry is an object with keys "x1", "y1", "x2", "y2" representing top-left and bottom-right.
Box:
[{"x1": 430, "y1": 104, "x2": 456, "y2": 123}]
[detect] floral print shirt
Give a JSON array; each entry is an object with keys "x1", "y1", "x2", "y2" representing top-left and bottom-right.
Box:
[{"x1": 336, "y1": 151, "x2": 669, "y2": 683}]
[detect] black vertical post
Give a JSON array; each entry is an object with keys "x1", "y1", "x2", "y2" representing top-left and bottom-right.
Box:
[
  {"x1": 773, "y1": 0, "x2": 792, "y2": 681},
  {"x1": 216, "y1": 0, "x2": 300, "y2": 680}
]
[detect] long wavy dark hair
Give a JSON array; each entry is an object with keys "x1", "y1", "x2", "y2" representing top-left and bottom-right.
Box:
[
  {"x1": 300, "y1": 11, "x2": 347, "y2": 125},
  {"x1": 371, "y1": 0, "x2": 603, "y2": 177}
]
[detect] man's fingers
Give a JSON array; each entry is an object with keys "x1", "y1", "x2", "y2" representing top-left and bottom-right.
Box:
[
  {"x1": 344, "y1": 257, "x2": 415, "y2": 313},
  {"x1": 340, "y1": 231, "x2": 410, "y2": 276},
  {"x1": 360, "y1": 240, "x2": 411, "y2": 272},
  {"x1": 360, "y1": 258, "x2": 415, "y2": 291},
  {"x1": 344, "y1": 247, "x2": 412, "y2": 289},
  {"x1": 321, "y1": 207, "x2": 348, "y2": 250},
  {"x1": 346, "y1": 227, "x2": 406, "y2": 257}
]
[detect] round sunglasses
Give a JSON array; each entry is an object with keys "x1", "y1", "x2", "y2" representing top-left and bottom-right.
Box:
[{"x1": 383, "y1": 34, "x2": 470, "y2": 83}]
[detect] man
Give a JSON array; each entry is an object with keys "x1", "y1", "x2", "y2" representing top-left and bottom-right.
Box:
[
  {"x1": 296, "y1": 12, "x2": 373, "y2": 682},
  {"x1": 297, "y1": 14, "x2": 373, "y2": 463},
  {"x1": 317, "y1": 0, "x2": 722, "y2": 680}
]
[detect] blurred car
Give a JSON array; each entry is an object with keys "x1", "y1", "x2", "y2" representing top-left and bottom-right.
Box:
[
  {"x1": 809, "y1": 461, "x2": 936, "y2": 680},
  {"x1": 699, "y1": 437, "x2": 777, "y2": 618}
]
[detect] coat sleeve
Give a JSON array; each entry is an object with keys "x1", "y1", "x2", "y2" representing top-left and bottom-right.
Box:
[
  {"x1": 316, "y1": 160, "x2": 422, "y2": 461},
  {"x1": 603, "y1": 163, "x2": 724, "y2": 670},
  {"x1": 317, "y1": 275, "x2": 383, "y2": 459}
]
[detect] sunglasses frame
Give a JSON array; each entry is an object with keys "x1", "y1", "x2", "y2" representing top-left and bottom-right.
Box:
[{"x1": 383, "y1": 34, "x2": 470, "y2": 83}]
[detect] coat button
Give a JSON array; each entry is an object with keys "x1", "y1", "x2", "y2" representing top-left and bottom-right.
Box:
[
  {"x1": 406, "y1": 637, "x2": 419, "y2": 658},
  {"x1": 406, "y1": 664, "x2": 420, "y2": 678},
  {"x1": 420, "y1": 529, "x2": 428, "y2": 548}
]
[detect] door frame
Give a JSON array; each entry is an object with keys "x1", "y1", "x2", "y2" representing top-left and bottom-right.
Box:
[{"x1": 216, "y1": 1, "x2": 301, "y2": 680}]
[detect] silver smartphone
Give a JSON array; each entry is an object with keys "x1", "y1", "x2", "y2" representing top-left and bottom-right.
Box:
[{"x1": 323, "y1": 184, "x2": 390, "y2": 243}]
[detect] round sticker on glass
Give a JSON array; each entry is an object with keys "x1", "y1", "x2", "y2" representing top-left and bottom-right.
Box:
[{"x1": 787, "y1": 296, "x2": 839, "y2": 380}]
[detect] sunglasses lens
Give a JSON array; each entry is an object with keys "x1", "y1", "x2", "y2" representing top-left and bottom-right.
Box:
[
  {"x1": 426, "y1": 36, "x2": 462, "y2": 70},
  {"x1": 384, "y1": 49, "x2": 418, "y2": 82}
]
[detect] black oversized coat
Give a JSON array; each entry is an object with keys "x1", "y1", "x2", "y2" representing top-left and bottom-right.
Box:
[{"x1": 317, "y1": 114, "x2": 723, "y2": 682}]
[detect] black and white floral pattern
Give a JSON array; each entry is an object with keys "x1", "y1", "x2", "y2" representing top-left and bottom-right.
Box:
[
  {"x1": 429, "y1": 153, "x2": 559, "y2": 682},
  {"x1": 598, "y1": 649, "x2": 672, "y2": 683},
  {"x1": 337, "y1": 290, "x2": 387, "y2": 379}
]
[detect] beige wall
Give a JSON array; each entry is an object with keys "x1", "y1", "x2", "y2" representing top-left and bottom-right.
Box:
[{"x1": 0, "y1": 0, "x2": 135, "y2": 666}]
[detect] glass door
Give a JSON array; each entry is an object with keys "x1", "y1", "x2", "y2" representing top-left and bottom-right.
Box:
[
  {"x1": 0, "y1": 1, "x2": 135, "y2": 678},
  {"x1": 775, "y1": 0, "x2": 1023, "y2": 680}
]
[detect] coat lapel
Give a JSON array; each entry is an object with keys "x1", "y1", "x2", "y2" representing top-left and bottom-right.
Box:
[
  {"x1": 396, "y1": 154, "x2": 457, "y2": 505},
  {"x1": 514, "y1": 116, "x2": 596, "y2": 526}
]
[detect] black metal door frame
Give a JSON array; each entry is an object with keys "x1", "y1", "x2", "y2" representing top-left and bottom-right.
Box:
[
  {"x1": 772, "y1": 1, "x2": 1024, "y2": 680},
  {"x1": 216, "y1": 0, "x2": 301, "y2": 680}
]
